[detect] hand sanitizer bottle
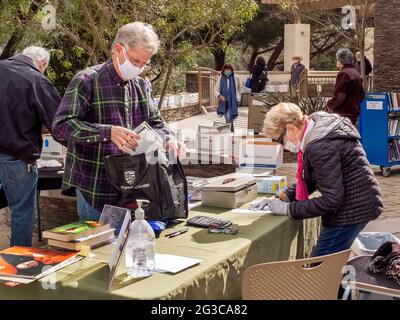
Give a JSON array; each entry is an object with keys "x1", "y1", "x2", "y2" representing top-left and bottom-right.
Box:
[{"x1": 125, "y1": 199, "x2": 155, "y2": 278}]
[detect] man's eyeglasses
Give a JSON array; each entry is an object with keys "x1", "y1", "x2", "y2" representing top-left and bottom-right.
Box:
[
  {"x1": 273, "y1": 128, "x2": 286, "y2": 145},
  {"x1": 121, "y1": 45, "x2": 150, "y2": 69},
  {"x1": 208, "y1": 227, "x2": 238, "y2": 235}
]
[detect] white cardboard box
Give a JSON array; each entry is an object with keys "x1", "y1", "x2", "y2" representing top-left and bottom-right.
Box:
[
  {"x1": 42, "y1": 134, "x2": 66, "y2": 160},
  {"x1": 232, "y1": 135, "x2": 272, "y2": 162},
  {"x1": 239, "y1": 141, "x2": 283, "y2": 169}
]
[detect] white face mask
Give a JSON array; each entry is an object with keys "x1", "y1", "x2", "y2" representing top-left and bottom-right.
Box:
[
  {"x1": 117, "y1": 46, "x2": 144, "y2": 81},
  {"x1": 285, "y1": 140, "x2": 301, "y2": 153}
]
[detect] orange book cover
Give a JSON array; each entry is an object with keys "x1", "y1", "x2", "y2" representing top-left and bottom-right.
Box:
[{"x1": 0, "y1": 246, "x2": 78, "y2": 279}]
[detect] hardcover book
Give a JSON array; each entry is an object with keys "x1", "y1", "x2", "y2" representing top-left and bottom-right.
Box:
[
  {"x1": 47, "y1": 229, "x2": 115, "y2": 251},
  {"x1": 43, "y1": 220, "x2": 111, "y2": 242}
]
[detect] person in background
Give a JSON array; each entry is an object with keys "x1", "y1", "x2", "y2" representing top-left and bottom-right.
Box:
[
  {"x1": 249, "y1": 56, "x2": 268, "y2": 93},
  {"x1": 354, "y1": 51, "x2": 373, "y2": 77},
  {"x1": 289, "y1": 55, "x2": 305, "y2": 96},
  {"x1": 251, "y1": 103, "x2": 383, "y2": 257},
  {"x1": 355, "y1": 51, "x2": 373, "y2": 91},
  {"x1": 52, "y1": 22, "x2": 186, "y2": 221},
  {"x1": 289, "y1": 55, "x2": 306, "y2": 86},
  {"x1": 327, "y1": 49, "x2": 365, "y2": 125},
  {"x1": 214, "y1": 64, "x2": 241, "y2": 132},
  {"x1": 0, "y1": 46, "x2": 61, "y2": 246}
]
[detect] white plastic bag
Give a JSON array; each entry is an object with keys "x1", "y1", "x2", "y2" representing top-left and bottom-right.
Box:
[{"x1": 352, "y1": 232, "x2": 400, "y2": 256}]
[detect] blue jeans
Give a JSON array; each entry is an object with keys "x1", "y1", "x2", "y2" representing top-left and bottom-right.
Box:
[
  {"x1": 312, "y1": 222, "x2": 367, "y2": 257},
  {"x1": 0, "y1": 153, "x2": 37, "y2": 246},
  {"x1": 76, "y1": 188, "x2": 101, "y2": 221}
]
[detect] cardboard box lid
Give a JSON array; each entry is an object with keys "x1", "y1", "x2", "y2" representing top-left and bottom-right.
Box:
[{"x1": 201, "y1": 177, "x2": 256, "y2": 192}]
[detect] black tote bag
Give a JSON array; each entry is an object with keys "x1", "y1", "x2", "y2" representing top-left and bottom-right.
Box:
[{"x1": 105, "y1": 151, "x2": 188, "y2": 221}]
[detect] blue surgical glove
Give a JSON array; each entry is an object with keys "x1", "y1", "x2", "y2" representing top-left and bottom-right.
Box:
[
  {"x1": 249, "y1": 199, "x2": 270, "y2": 211},
  {"x1": 268, "y1": 198, "x2": 290, "y2": 216}
]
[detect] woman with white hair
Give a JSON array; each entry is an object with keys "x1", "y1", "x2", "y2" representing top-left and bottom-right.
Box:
[
  {"x1": 251, "y1": 103, "x2": 383, "y2": 257},
  {"x1": 327, "y1": 48, "x2": 365, "y2": 125}
]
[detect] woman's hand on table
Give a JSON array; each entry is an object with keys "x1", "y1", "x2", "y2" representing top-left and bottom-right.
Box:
[
  {"x1": 250, "y1": 197, "x2": 291, "y2": 216},
  {"x1": 268, "y1": 198, "x2": 290, "y2": 216},
  {"x1": 249, "y1": 198, "x2": 271, "y2": 211}
]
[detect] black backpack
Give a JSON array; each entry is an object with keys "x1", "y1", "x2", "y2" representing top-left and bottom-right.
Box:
[{"x1": 105, "y1": 151, "x2": 188, "y2": 221}]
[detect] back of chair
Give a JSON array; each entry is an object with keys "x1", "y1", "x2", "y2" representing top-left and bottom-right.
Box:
[{"x1": 242, "y1": 249, "x2": 351, "y2": 300}]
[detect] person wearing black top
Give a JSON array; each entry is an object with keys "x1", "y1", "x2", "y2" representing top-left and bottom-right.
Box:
[
  {"x1": 249, "y1": 56, "x2": 268, "y2": 93},
  {"x1": 0, "y1": 46, "x2": 61, "y2": 246},
  {"x1": 355, "y1": 51, "x2": 373, "y2": 76}
]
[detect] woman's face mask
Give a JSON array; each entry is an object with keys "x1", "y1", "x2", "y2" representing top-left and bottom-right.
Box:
[
  {"x1": 117, "y1": 46, "x2": 144, "y2": 81},
  {"x1": 285, "y1": 140, "x2": 301, "y2": 153},
  {"x1": 284, "y1": 126, "x2": 301, "y2": 153},
  {"x1": 224, "y1": 70, "x2": 232, "y2": 77}
]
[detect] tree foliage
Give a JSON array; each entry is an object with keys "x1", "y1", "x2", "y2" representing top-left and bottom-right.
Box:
[{"x1": 1, "y1": 0, "x2": 257, "y2": 101}]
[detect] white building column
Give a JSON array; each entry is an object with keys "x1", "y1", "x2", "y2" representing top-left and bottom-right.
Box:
[{"x1": 284, "y1": 24, "x2": 311, "y2": 71}]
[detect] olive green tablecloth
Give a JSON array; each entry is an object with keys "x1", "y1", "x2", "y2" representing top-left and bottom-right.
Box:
[{"x1": 0, "y1": 202, "x2": 319, "y2": 300}]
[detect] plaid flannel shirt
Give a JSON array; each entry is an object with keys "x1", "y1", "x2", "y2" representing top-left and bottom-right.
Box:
[{"x1": 52, "y1": 59, "x2": 169, "y2": 212}]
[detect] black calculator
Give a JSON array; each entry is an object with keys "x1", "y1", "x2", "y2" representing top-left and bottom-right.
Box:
[{"x1": 186, "y1": 216, "x2": 232, "y2": 229}]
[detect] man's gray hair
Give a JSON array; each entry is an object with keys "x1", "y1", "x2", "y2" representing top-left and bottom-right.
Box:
[
  {"x1": 112, "y1": 22, "x2": 160, "y2": 55},
  {"x1": 336, "y1": 48, "x2": 354, "y2": 66},
  {"x1": 22, "y1": 46, "x2": 50, "y2": 63}
]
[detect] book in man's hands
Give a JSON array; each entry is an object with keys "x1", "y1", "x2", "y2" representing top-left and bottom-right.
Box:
[
  {"x1": 0, "y1": 247, "x2": 80, "y2": 280},
  {"x1": 47, "y1": 228, "x2": 115, "y2": 251},
  {"x1": 43, "y1": 220, "x2": 111, "y2": 242}
]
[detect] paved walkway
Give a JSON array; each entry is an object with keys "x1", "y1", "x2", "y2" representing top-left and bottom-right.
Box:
[{"x1": 170, "y1": 106, "x2": 249, "y2": 132}]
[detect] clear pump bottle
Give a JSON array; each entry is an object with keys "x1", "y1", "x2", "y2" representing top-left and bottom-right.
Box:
[{"x1": 125, "y1": 200, "x2": 155, "y2": 278}]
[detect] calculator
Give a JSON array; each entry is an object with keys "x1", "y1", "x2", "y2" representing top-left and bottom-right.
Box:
[{"x1": 186, "y1": 216, "x2": 232, "y2": 229}]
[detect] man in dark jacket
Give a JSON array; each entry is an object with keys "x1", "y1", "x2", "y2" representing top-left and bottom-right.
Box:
[
  {"x1": 355, "y1": 51, "x2": 373, "y2": 76},
  {"x1": 289, "y1": 55, "x2": 306, "y2": 85},
  {"x1": 327, "y1": 48, "x2": 365, "y2": 125},
  {"x1": 253, "y1": 104, "x2": 383, "y2": 257},
  {"x1": 250, "y1": 56, "x2": 268, "y2": 93},
  {"x1": 0, "y1": 46, "x2": 61, "y2": 246}
]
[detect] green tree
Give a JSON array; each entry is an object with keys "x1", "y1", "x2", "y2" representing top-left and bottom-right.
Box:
[
  {"x1": 0, "y1": 0, "x2": 47, "y2": 59},
  {"x1": 1, "y1": 0, "x2": 257, "y2": 103},
  {"x1": 235, "y1": 4, "x2": 286, "y2": 71},
  {"x1": 46, "y1": 0, "x2": 257, "y2": 106}
]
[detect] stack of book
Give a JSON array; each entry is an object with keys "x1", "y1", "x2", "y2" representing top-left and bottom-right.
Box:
[
  {"x1": 388, "y1": 93, "x2": 400, "y2": 111},
  {"x1": 43, "y1": 221, "x2": 115, "y2": 251},
  {"x1": 389, "y1": 118, "x2": 400, "y2": 136},
  {"x1": 389, "y1": 140, "x2": 400, "y2": 162},
  {"x1": 187, "y1": 176, "x2": 209, "y2": 201}
]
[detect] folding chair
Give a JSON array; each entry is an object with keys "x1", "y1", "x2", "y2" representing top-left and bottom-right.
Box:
[{"x1": 242, "y1": 250, "x2": 351, "y2": 300}]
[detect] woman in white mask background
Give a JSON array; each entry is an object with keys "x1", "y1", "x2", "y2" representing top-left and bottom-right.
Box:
[{"x1": 250, "y1": 102, "x2": 383, "y2": 258}]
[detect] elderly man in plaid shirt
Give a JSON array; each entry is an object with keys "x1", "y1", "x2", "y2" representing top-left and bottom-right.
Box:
[{"x1": 53, "y1": 22, "x2": 185, "y2": 220}]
